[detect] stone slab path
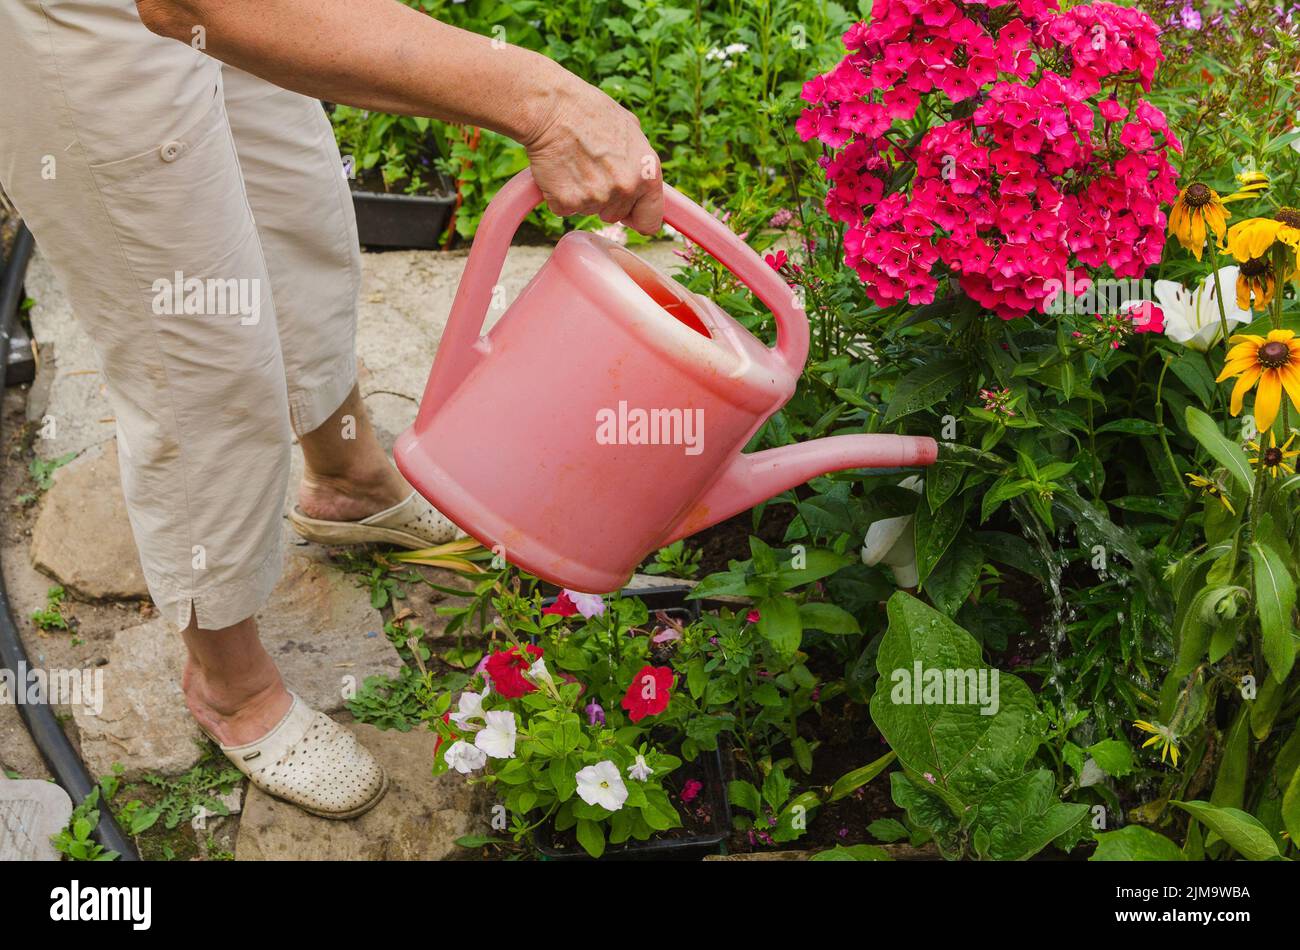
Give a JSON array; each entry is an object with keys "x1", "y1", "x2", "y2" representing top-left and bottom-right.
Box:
[{"x1": 0, "y1": 775, "x2": 72, "y2": 861}]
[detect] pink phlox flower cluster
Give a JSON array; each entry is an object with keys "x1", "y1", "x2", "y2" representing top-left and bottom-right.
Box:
[{"x1": 797, "y1": 0, "x2": 1180, "y2": 319}]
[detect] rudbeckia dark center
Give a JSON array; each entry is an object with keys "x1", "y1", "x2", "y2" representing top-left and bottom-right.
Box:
[
  {"x1": 1184, "y1": 183, "x2": 1211, "y2": 207},
  {"x1": 1263, "y1": 447, "x2": 1284, "y2": 466},
  {"x1": 1240, "y1": 256, "x2": 1271, "y2": 277},
  {"x1": 1276, "y1": 207, "x2": 1300, "y2": 228},
  {"x1": 1259, "y1": 341, "x2": 1291, "y2": 368}
]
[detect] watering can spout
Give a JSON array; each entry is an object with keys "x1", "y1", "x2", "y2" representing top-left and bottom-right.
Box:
[{"x1": 661, "y1": 434, "x2": 939, "y2": 545}]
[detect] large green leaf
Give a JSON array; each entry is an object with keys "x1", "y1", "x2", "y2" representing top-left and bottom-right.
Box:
[
  {"x1": 869, "y1": 593, "x2": 1039, "y2": 798},
  {"x1": 969, "y1": 769, "x2": 1089, "y2": 860},
  {"x1": 1090, "y1": 825, "x2": 1185, "y2": 861},
  {"x1": 1171, "y1": 801, "x2": 1281, "y2": 861},
  {"x1": 1185, "y1": 407, "x2": 1254, "y2": 494},
  {"x1": 1249, "y1": 541, "x2": 1297, "y2": 682}
]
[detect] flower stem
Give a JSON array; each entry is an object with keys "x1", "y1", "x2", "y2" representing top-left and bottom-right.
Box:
[{"x1": 1205, "y1": 241, "x2": 1233, "y2": 350}]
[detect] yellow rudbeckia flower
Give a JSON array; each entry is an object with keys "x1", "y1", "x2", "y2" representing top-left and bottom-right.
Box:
[
  {"x1": 1223, "y1": 208, "x2": 1300, "y2": 263},
  {"x1": 1247, "y1": 430, "x2": 1299, "y2": 478},
  {"x1": 1134, "y1": 719, "x2": 1181, "y2": 767},
  {"x1": 1215, "y1": 328, "x2": 1300, "y2": 430},
  {"x1": 1235, "y1": 255, "x2": 1278, "y2": 311},
  {"x1": 1168, "y1": 183, "x2": 1229, "y2": 260},
  {"x1": 1222, "y1": 168, "x2": 1270, "y2": 203}
]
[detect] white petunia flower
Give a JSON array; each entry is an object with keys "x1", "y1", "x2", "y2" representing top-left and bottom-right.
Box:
[
  {"x1": 449, "y1": 689, "x2": 486, "y2": 730},
  {"x1": 527, "y1": 658, "x2": 556, "y2": 689},
  {"x1": 444, "y1": 740, "x2": 487, "y2": 774},
  {"x1": 575, "y1": 760, "x2": 628, "y2": 811},
  {"x1": 474, "y1": 710, "x2": 518, "y2": 759},
  {"x1": 627, "y1": 755, "x2": 654, "y2": 782}
]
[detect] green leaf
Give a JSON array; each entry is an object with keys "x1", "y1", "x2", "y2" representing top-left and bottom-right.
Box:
[
  {"x1": 926, "y1": 461, "x2": 963, "y2": 513},
  {"x1": 728, "y1": 780, "x2": 763, "y2": 816},
  {"x1": 827, "y1": 751, "x2": 896, "y2": 802},
  {"x1": 575, "y1": 818, "x2": 606, "y2": 859},
  {"x1": 914, "y1": 491, "x2": 966, "y2": 586},
  {"x1": 1249, "y1": 542, "x2": 1297, "y2": 682},
  {"x1": 756, "y1": 596, "x2": 802, "y2": 654},
  {"x1": 869, "y1": 593, "x2": 1039, "y2": 798},
  {"x1": 1185, "y1": 407, "x2": 1254, "y2": 494},
  {"x1": 923, "y1": 533, "x2": 983, "y2": 616},
  {"x1": 1211, "y1": 708, "x2": 1249, "y2": 811},
  {"x1": 883, "y1": 357, "x2": 967, "y2": 424},
  {"x1": 1171, "y1": 801, "x2": 1281, "y2": 861},
  {"x1": 1090, "y1": 825, "x2": 1185, "y2": 861},
  {"x1": 797, "y1": 601, "x2": 861, "y2": 635},
  {"x1": 1283, "y1": 765, "x2": 1300, "y2": 848},
  {"x1": 970, "y1": 769, "x2": 1089, "y2": 861},
  {"x1": 1086, "y1": 739, "x2": 1135, "y2": 778},
  {"x1": 867, "y1": 818, "x2": 909, "y2": 843}
]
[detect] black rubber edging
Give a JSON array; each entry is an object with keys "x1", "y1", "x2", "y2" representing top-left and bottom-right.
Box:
[{"x1": 0, "y1": 221, "x2": 139, "y2": 860}]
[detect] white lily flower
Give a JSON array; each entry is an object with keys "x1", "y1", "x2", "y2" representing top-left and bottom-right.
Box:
[
  {"x1": 444, "y1": 740, "x2": 487, "y2": 774},
  {"x1": 1154, "y1": 266, "x2": 1251, "y2": 352},
  {"x1": 627, "y1": 755, "x2": 654, "y2": 782},
  {"x1": 575, "y1": 760, "x2": 628, "y2": 811},
  {"x1": 474, "y1": 710, "x2": 518, "y2": 759},
  {"x1": 449, "y1": 689, "x2": 486, "y2": 730},
  {"x1": 861, "y1": 476, "x2": 923, "y2": 587}
]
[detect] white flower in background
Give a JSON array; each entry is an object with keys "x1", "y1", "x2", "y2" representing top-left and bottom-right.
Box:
[
  {"x1": 1154, "y1": 266, "x2": 1251, "y2": 352},
  {"x1": 474, "y1": 710, "x2": 518, "y2": 759},
  {"x1": 575, "y1": 760, "x2": 629, "y2": 811},
  {"x1": 449, "y1": 689, "x2": 487, "y2": 730},
  {"x1": 705, "y1": 43, "x2": 748, "y2": 68},
  {"x1": 627, "y1": 755, "x2": 654, "y2": 782},
  {"x1": 861, "y1": 476, "x2": 924, "y2": 587},
  {"x1": 444, "y1": 740, "x2": 487, "y2": 774}
]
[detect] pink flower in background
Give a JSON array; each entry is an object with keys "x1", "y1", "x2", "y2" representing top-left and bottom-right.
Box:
[
  {"x1": 681, "y1": 779, "x2": 704, "y2": 803},
  {"x1": 798, "y1": 0, "x2": 1177, "y2": 320},
  {"x1": 769, "y1": 208, "x2": 795, "y2": 228}
]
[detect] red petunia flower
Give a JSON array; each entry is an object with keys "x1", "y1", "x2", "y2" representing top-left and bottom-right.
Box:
[
  {"x1": 433, "y1": 711, "x2": 453, "y2": 756},
  {"x1": 485, "y1": 644, "x2": 543, "y2": 699},
  {"x1": 542, "y1": 591, "x2": 579, "y2": 617},
  {"x1": 621, "y1": 665, "x2": 674, "y2": 722}
]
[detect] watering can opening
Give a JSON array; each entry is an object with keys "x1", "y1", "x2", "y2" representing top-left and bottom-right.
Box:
[{"x1": 605, "y1": 244, "x2": 713, "y2": 340}]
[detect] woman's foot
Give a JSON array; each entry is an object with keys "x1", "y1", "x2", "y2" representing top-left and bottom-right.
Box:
[
  {"x1": 182, "y1": 659, "x2": 293, "y2": 748},
  {"x1": 296, "y1": 464, "x2": 410, "y2": 524},
  {"x1": 296, "y1": 382, "x2": 412, "y2": 523}
]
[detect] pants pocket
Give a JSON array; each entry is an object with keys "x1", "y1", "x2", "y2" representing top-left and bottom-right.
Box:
[{"x1": 88, "y1": 87, "x2": 257, "y2": 294}]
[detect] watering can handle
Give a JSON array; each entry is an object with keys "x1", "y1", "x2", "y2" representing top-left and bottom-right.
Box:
[{"x1": 417, "y1": 168, "x2": 810, "y2": 419}]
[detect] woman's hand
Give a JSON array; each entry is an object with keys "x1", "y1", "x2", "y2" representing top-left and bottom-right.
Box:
[{"x1": 523, "y1": 73, "x2": 664, "y2": 235}]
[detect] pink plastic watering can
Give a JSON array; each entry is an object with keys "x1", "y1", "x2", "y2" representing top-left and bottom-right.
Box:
[{"x1": 395, "y1": 169, "x2": 938, "y2": 593}]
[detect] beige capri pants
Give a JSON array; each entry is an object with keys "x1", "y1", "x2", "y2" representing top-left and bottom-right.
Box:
[{"x1": 0, "y1": 1, "x2": 362, "y2": 629}]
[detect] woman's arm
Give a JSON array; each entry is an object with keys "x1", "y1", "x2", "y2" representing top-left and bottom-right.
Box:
[{"x1": 136, "y1": 0, "x2": 663, "y2": 232}]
